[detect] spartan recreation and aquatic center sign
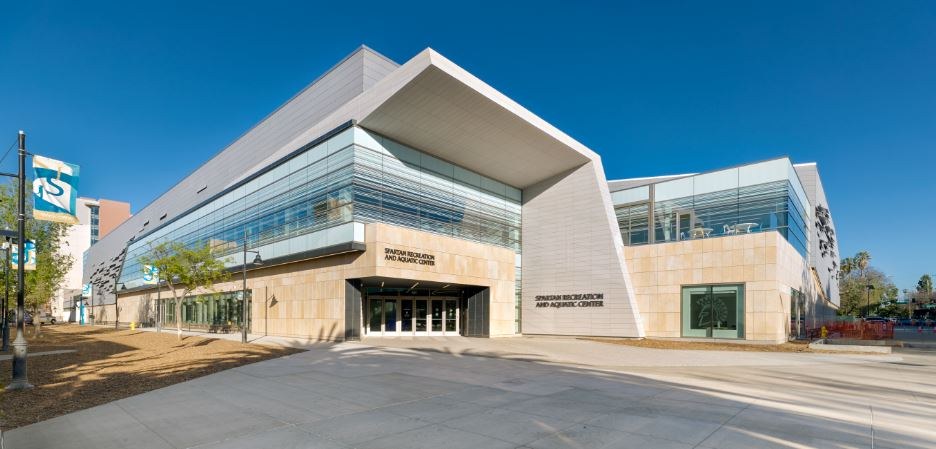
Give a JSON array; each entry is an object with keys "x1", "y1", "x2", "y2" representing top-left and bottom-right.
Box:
[
  {"x1": 534, "y1": 293, "x2": 605, "y2": 308},
  {"x1": 384, "y1": 247, "x2": 436, "y2": 266}
]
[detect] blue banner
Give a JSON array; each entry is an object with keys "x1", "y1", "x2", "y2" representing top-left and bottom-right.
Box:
[
  {"x1": 33, "y1": 155, "x2": 80, "y2": 224},
  {"x1": 10, "y1": 239, "x2": 36, "y2": 271}
]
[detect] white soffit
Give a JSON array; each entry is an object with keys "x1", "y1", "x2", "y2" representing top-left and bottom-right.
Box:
[{"x1": 357, "y1": 50, "x2": 592, "y2": 189}]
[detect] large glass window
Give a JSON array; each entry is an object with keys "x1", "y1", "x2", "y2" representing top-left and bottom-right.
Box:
[
  {"x1": 160, "y1": 290, "x2": 250, "y2": 332},
  {"x1": 681, "y1": 285, "x2": 744, "y2": 339},
  {"x1": 612, "y1": 158, "x2": 810, "y2": 256}
]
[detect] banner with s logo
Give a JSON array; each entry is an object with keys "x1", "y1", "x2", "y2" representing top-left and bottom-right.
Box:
[
  {"x1": 10, "y1": 239, "x2": 36, "y2": 271},
  {"x1": 142, "y1": 265, "x2": 159, "y2": 285},
  {"x1": 33, "y1": 155, "x2": 80, "y2": 225}
]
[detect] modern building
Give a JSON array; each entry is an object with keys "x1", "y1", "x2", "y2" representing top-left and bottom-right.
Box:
[
  {"x1": 612, "y1": 159, "x2": 839, "y2": 342},
  {"x1": 85, "y1": 46, "x2": 839, "y2": 342},
  {"x1": 53, "y1": 197, "x2": 130, "y2": 322}
]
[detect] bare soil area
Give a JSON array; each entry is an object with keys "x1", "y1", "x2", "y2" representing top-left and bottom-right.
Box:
[{"x1": 0, "y1": 324, "x2": 301, "y2": 429}]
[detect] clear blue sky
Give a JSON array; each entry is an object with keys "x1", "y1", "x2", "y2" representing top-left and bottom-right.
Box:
[{"x1": 1, "y1": 1, "x2": 933, "y2": 290}]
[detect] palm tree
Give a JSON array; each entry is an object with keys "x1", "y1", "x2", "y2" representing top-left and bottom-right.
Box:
[
  {"x1": 854, "y1": 251, "x2": 871, "y2": 277},
  {"x1": 840, "y1": 257, "x2": 855, "y2": 277}
]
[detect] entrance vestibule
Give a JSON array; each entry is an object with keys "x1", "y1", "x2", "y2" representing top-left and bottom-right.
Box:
[{"x1": 366, "y1": 296, "x2": 459, "y2": 336}]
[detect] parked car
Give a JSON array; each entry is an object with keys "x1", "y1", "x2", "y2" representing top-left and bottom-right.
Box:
[{"x1": 23, "y1": 313, "x2": 56, "y2": 325}]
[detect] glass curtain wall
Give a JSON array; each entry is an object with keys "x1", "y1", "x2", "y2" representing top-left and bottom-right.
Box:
[
  {"x1": 160, "y1": 291, "x2": 251, "y2": 332},
  {"x1": 351, "y1": 129, "x2": 521, "y2": 252},
  {"x1": 120, "y1": 127, "x2": 521, "y2": 288},
  {"x1": 613, "y1": 158, "x2": 809, "y2": 256}
]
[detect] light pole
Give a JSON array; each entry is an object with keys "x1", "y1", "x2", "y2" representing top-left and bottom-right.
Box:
[
  {"x1": 0, "y1": 231, "x2": 15, "y2": 352},
  {"x1": 93, "y1": 281, "x2": 101, "y2": 326},
  {"x1": 7, "y1": 130, "x2": 31, "y2": 390},
  {"x1": 156, "y1": 272, "x2": 161, "y2": 332},
  {"x1": 242, "y1": 227, "x2": 261, "y2": 344},
  {"x1": 866, "y1": 284, "x2": 875, "y2": 317},
  {"x1": 114, "y1": 280, "x2": 126, "y2": 329}
]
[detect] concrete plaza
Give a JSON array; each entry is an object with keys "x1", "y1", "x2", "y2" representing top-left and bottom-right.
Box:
[{"x1": 7, "y1": 336, "x2": 935, "y2": 449}]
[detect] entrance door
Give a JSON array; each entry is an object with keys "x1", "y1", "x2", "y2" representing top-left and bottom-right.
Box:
[
  {"x1": 368, "y1": 299, "x2": 382, "y2": 335},
  {"x1": 414, "y1": 299, "x2": 428, "y2": 336},
  {"x1": 365, "y1": 298, "x2": 400, "y2": 336},
  {"x1": 366, "y1": 296, "x2": 459, "y2": 337},
  {"x1": 430, "y1": 300, "x2": 444, "y2": 335},
  {"x1": 385, "y1": 300, "x2": 397, "y2": 334},
  {"x1": 401, "y1": 300, "x2": 413, "y2": 333},
  {"x1": 427, "y1": 298, "x2": 459, "y2": 336},
  {"x1": 681, "y1": 285, "x2": 744, "y2": 339}
]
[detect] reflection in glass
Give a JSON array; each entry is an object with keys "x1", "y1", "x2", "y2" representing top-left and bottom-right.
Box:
[
  {"x1": 445, "y1": 300, "x2": 457, "y2": 332},
  {"x1": 415, "y1": 300, "x2": 427, "y2": 332},
  {"x1": 401, "y1": 300, "x2": 413, "y2": 332},
  {"x1": 369, "y1": 300, "x2": 382, "y2": 333},
  {"x1": 385, "y1": 300, "x2": 397, "y2": 332},
  {"x1": 431, "y1": 301, "x2": 443, "y2": 332}
]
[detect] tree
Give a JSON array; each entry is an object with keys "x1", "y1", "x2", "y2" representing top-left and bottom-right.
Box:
[
  {"x1": 139, "y1": 241, "x2": 230, "y2": 339},
  {"x1": 0, "y1": 181, "x2": 74, "y2": 335},
  {"x1": 917, "y1": 274, "x2": 933, "y2": 299},
  {"x1": 838, "y1": 251, "x2": 896, "y2": 317},
  {"x1": 877, "y1": 295, "x2": 905, "y2": 319},
  {"x1": 854, "y1": 251, "x2": 871, "y2": 277},
  {"x1": 840, "y1": 257, "x2": 855, "y2": 277}
]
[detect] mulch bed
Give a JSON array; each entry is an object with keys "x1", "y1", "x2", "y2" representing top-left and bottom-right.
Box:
[{"x1": 0, "y1": 324, "x2": 302, "y2": 429}]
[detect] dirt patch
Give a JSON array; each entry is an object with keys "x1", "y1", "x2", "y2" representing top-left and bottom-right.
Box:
[
  {"x1": 584, "y1": 337, "x2": 814, "y2": 352},
  {"x1": 0, "y1": 324, "x2": 302, "y2": 429}
]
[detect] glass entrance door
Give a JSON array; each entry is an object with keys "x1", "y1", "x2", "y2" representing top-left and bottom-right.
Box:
[
  {"x1": 366, "y1": 296, "x2": 459, "y2": 336},
  {"x1": 414, "y1": 299, "x2": 428, "y2": 335},
  {"x1": 401, "y1": 300, "x2": 413, "y2": 332},
  {"x1": 385, "y1": 300, "x2": 397, "y2": 333},
  {"x1": 365, "y1": 298, "x2": 400, "y2": 336},
  {"x1": 681, "y1": 285, "x2": 744, "y2": 339}
]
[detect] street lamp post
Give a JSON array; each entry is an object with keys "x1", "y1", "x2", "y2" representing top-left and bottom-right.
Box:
[
  {"x1": 7, "y1": 131, "x2": 31, "y2": 390},
  {"x1": 866, "y1": 284, "x2": 875, "y2": 317},
  {"x1": 156, "y1": 272, "x2": 161, "y2": 333},
  {"x1": 241, "y1": 227, "x2": 261, "y2": 344},
  {"x1": 114, "y1": 280, "x2": 126, "y2": 329},
  {"x1": 0, "y1": 232, "x2": 15, "y2": 352},
  {"x1": 1, "y1": 236, "x2": 11, "y2": 352}
]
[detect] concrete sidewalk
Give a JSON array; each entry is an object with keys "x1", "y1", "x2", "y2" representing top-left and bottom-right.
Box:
[{"x1": 6, "y1": 337, "x2": 935, "y2": 449}]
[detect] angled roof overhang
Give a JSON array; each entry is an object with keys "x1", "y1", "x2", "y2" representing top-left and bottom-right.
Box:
[
  {"x1": 356, "y1": 51, "x2": 594, "y2": 188},
  {"x1": 238, "y1": 49, "x2": 599, "y2": 191}
]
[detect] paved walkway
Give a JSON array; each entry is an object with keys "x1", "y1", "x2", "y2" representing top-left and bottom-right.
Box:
[
  {"x1": 0, "y1": 349, "x2": 76, "y2": 361},
  {"x1": 6, "y1": 336, "x2": 935, "y2": 449}
]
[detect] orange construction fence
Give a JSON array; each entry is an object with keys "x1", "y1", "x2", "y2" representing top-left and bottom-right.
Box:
[{"x1": 808, "y1": 320, "x2": 895, "y2": 340}]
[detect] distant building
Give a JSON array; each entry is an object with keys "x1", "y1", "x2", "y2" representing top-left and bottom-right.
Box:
[{"x1": 52, "y1": 197, "x2": 130, "y2": 322}]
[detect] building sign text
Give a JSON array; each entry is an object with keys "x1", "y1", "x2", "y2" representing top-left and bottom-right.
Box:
[
  {"x1": 384, "y1": 247, "x2": 436, "y2": 266},
  {"x1": 534, "y1": 293, "x2": 604, "y2": 308}
]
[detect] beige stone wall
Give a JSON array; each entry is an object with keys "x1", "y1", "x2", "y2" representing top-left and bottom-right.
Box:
[
  {"x1": 113, "y1": 223, "x2": 516, "y2": 340},
  {"x1": 623, "y1": 231, "x2": 808, "y2": 343}
]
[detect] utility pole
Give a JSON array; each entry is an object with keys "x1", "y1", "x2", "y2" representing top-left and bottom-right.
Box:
[{"x1": 7, "y1": 130, "x2": 32, "y2": 390}]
